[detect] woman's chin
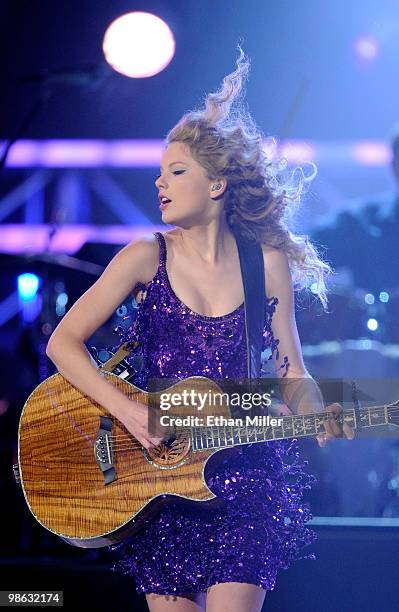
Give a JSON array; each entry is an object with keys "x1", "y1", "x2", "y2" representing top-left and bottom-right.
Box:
[
  {"x1": 160, "y1": 207, "x2": 177, "y2": 221},
  {"x1": 160, "y1": 208, "x2": 171, "y2": 218}
]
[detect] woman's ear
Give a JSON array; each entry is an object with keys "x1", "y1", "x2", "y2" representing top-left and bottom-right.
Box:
[{"x1": 209, "y1": 179, "x2": 227, "y2": 199}]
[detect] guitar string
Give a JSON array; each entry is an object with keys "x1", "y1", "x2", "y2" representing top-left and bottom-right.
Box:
[
  {"x1": 108, "y1": 412, "x2": 342, "y2": 444},
  {"x1": 106, "y1": 406, "x2": 389, "y2": 444},
  {"x1": 96, "y1": 404, "x2": 397, "y2": 454},
  {"x1": 106, "y1": 420, "x2": 352, "y2": 452},
  {"x1": 62, "y1": 405, "x2": 392, "y2": 454},
  {"x1": 103, "y1": 407, "x2": 396, "y2": 452},
  {"x1": 106, "y1": 402, "x2": 391, "y2": 438},
  {"x1": 102, "y1": 427, "x2": 346, "y2": 453}
]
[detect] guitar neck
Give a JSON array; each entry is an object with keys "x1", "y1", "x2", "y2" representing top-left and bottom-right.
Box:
[
  {"x1": 190, "y1": 404, "x2": 389, "y2": 451},
  {"x1": 94, "y1": 349, "x2": 397, "y2": 451}
]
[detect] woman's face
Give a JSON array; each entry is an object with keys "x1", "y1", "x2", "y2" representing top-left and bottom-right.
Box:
[{"x1": 155, "y1": 141, "x2": 225, "y2": 227}]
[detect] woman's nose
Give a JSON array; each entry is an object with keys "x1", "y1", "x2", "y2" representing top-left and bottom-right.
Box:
[{"x1": 155, "y1": 177, "x2": 167, "y2": 189}]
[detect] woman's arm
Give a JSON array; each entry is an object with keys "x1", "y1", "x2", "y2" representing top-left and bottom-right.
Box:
[
  {"x1": 262, "y1": 245, "x2": 310, "y2": 381},
  {"x1": 45, "y1": 236, "x2": 163, "y2": 449},
  {"x1": 262, "y1": 245, "x2": 354, "y2": 443}
]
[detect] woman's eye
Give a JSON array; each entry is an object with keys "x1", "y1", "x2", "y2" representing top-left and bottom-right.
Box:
[{"x1": 155, "y1": 170, "x2": 184, "y2": 180}]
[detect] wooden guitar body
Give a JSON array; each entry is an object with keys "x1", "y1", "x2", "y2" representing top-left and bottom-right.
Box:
[
  {"x1": 19, "y1": 364, "x2": 396, "y2": 548},
  {"x1": 18, "y1": 373, "x2": 229, "y2": 548}
]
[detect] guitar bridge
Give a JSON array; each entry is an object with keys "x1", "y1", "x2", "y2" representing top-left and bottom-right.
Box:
[{"x1": 94, "y1": 416, "x2": 116, "y2": 485}]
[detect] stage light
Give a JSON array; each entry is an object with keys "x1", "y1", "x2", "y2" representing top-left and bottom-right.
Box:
[
  {"x1": 379, "y1": 291, "x2": 389, "y2": 303},
  {"x1": 351, "y1": 141, "x2": 391, "y2": 166},
  {"x1": 367, "y1": 318, "x2": 378, "y2": 331},
  {"x1": 18, "y1": 273, "x2": 42, "y2": 323},
  {"x1": 56, "y1": 292, "x2": 68, "y2": 317},
  {"x1": 17, "y1": 273, "x2": 40, "y2": 301},
  {"x1": 364, "y1": 293, "x2": 375, "y2": 305},
  {"x1": 103, "y1": 12, "x2": 175, "y2": 78},
  {"x1": 353, "y1": 35, "x2": 380, "y2": 60},
  {"x1": 56, "y1": 292, "x2": 68, "y2": 307}
]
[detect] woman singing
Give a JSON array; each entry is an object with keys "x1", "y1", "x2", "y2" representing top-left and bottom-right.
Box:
[{"x1": 46, "y1": 45, "x2": 353, "y2": 612}]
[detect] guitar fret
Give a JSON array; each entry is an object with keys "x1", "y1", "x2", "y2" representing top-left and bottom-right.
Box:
[
  {"x1": 193, "y1": 427, "x2": 201, "y2": 451},
  {"x1": 271, "y1": 423, "x2": 283, "y2": 439},
  {"x1": 292, "y1": 416, "x2": 305, "y2": 436},
  {"x1": 314, "y1": 415, "x2": 325, "y2": 434},
  {"x1": 282, "y1": 417, "x2": 293, "y2": 438},
  {"x1": 368, "y1": 407, "x2": 387, "y2": 426},
  {"x1": 208, "y1": 427, "x2": 214, "y2": 448},
  {"x1": 189, "y1": 403, "x2": 397, "y2": 452},
  {"x1": 303, "y1": 414, "x2": 317, "y2": 435},
  {"x1": 201, "y1": 427, "x2": 207, "y2": 450}
]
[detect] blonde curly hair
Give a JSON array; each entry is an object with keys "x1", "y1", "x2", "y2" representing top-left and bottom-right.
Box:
[{"x1": 165, "y1": 43, "x2": 332, "y2": 310}]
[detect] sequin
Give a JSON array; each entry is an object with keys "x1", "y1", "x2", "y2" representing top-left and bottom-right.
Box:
[{"x1": 109, "y1": 231, "x2": 316, "y2": 595}]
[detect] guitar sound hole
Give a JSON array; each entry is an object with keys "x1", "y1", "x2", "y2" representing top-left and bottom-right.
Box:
[{"x1": 145, "y1": 434, "x2": 191, "y2": 467}]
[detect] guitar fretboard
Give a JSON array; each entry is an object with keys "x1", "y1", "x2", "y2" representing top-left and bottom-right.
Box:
[{"x1": 190, "y1": 405, "x2": 389, "y2": 451}]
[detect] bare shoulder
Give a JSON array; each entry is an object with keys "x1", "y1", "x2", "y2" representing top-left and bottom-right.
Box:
[
  {"x1": 261, "y1": 243, "x2": 292, "y2": 298},
  {"x1": 261, "y1": 244, "x2": 290, "y2": 272},
  {"x1": 121, "y1": 233, "x2": 161, "y2": 284},
  {"x1": 261, "y1": 243, "x2": 280, "y2": 256},
  {"x1": 47, "y1": 233, "x2": 162, "y2": 347},
  {"x1": 124, "y1": 229, "x2": 179, "y2": 281}
]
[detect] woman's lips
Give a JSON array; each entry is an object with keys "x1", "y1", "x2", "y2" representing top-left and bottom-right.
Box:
[{"x1": 159, "y1": 200, "x2": 171, "y2": 210}]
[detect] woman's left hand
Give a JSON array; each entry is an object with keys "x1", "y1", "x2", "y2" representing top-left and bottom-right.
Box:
[
  {"x1": 269, "y1": 401, "x2": 355, "y2": 446},
  {"x1": 315, "y1": 402, "x2": 355, "y2": 447}
]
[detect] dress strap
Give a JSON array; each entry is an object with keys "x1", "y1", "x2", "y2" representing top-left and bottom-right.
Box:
[{"x1": 153, "y1": 231, "x2": 167, "y2": 269}]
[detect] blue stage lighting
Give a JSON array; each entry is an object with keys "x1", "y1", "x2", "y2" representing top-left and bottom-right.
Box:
[{"x1": 17, "y1": 273, "x2": 40, "y2": 301}]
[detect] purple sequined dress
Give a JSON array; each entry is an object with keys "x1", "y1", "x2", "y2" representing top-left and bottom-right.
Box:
[{"x1": 109, "y1": 231, "x2": 316, "y2": 595}]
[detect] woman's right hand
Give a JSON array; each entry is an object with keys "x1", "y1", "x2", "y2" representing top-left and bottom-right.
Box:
[{"x1": 116, "y1": 400, "x2": 170, "y2": 450}]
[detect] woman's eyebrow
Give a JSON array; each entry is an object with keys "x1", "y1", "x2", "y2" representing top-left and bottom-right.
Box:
[{"x1": 159, "y1": 161, "x2": 187, "y2": 171}]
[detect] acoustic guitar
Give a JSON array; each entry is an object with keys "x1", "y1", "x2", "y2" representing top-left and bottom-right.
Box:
[{"x1": 15, "y1": 342, "x2": 399, "y2": 548}]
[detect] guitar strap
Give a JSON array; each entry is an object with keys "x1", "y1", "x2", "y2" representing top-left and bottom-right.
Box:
[{"x1": 232, "y1": 229, "x2": 266, "y2": 382}]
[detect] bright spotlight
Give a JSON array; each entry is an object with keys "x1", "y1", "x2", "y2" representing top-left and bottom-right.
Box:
[
  {"x1": 367, "y1": 318, "x2": 378, "y2": 331},
  {"x1": 103, "y1": 12, "x2": 175, "y2": 78},
  {"x1": 353, "y1": 35, "x2": 380, "y2": 60},
  {"x1": 18, "y1": 273, "x2": 40, "y2": 301}
]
